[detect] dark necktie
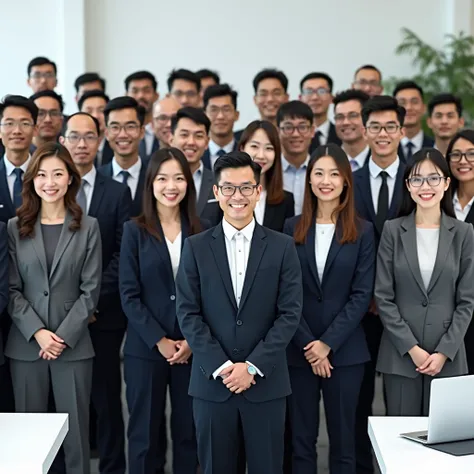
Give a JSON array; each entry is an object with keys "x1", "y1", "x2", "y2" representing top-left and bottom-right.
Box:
[
  {"x1": 376, "y1": 171, "x2": 389, "y2": 234},
  {"x1": 217, "y1": 149, "x2": 226, "y2": 158},
  {"x1": 13, "y1": 168, "x2": 23, "y2": 209},
  {"x1": 313, "y1": 130, "x2": 323, "y2": 148},
  {"x1": 120, "y1": 170, "x2": 131, "y2": 185},
  {"x1": 406, "y1": 141, "x2": 414, "y2": 163},
  {"x1": 76, "y1": 179, "x2": 87, "y2": 213}
]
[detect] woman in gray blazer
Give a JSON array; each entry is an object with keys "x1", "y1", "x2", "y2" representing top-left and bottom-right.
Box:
[
  {"x1": 375, "y1": 148, "x2": 474, "y2": 416},
  {"x1": 7, "y1": 143, "x2": 102, "y2": 474}
]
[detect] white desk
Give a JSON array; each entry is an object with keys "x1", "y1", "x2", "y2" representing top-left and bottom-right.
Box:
[
  {"x1": 0, "y1": 413, "x2": 68, "y2": 473},
  {"x1": 369, "y1": 416, "x2": 474, "y2": 474}
]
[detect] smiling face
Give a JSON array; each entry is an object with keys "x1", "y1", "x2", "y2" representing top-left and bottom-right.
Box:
[
  {"x1": 254, "y1": 78, "x2": 289, "y2": 122},
  {"x1": 395, "y1": 88, "x2": 425, "y2": 129},
  {"x1": 279, "y1": 116, "x2": 314, "y2": 157},
  {"x1": 310, "y1": 156, "x2": 344, "y2": 205},
  {"x1": 364, "y1": 110, "x2": 404, "y2": 161},
  {"x1": 428, "y1": 103, "x2": 464, "y2": 141},
  {"x1": 127, "y1": 78, "x2": 158, "y2": 114},
  {"x1": 241, "y1": 128, "x2": 275, "y2": 175},
  {"x1": 170, "y1": 117, "x2": 209, "y2": 169},
  {"x1": 33, "y1": 156, "x2": 71, "y2": 204},
  {"x1": 299, "y1": 77, "x2": 333, "y2": 117},
  {"x1": 153, "y1": 158, "x2": 187, "y2": 211},
  {"x1": 0, "y1": 106, "x2": 37, "y2": 154},
  {"x1": 334, "y1": 99, "x2": 365, "y2": 145},
  {"x1": 448, "y1": 137, "x2": 474, "y2": 184}
]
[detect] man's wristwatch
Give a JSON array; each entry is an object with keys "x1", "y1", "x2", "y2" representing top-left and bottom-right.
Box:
[{"x1": 247, "y1": 364, "x2": 257, "y2": 376}]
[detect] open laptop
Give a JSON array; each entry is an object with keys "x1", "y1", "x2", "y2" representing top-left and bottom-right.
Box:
[{"x1": 400, "y1": 374, "x2": 474, "y2": 445}]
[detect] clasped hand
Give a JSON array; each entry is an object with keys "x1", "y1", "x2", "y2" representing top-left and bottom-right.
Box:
[
  {"x1": 409, "y1": 346, "x2": 447, "y2": 376},
  {"x1": 219, "y1": 363, "x2": 256, "y2": 394},
  {"x1": 156, "y1": 337, "x2": 192, "y2": 365},
  {"x1": 35, "y1": 329, "x2": 66, "y2": 360}
]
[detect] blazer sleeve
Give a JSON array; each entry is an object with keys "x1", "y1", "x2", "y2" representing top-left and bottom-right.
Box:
[
  {"x1": 435, "y1": 225, "x2": 474, "y2": 360},
  {"x1": 98, "y1": 186, "x2": 132, "y2": 301},
  {"x1": 7, "y1": 219, "x2": 45, "y2": 341},
  {"x1": 176, "y1": 238, "x2": 230, "y2": 377},
  {"x1": 119, "y1": 222, "x2": 167, "y2": 349},
  {"x1": 247, "y1": 238, "x2": 303, "y2": 376},
  {"x1": 320, "y1": 222, "x2": 375, "y2": 352},
  {"x1": 55, "y1": 219, "x2": 102, "y2": 348},
  {"x1": 374, "y1": 221, "x2": 419, "y2": 356},
  {"x1": 0, "y1": 223, "x2": 8, "y2": 316}
]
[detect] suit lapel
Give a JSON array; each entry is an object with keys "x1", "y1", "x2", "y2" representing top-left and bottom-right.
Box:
[
  {"x1": 464, "y1": 204, "x2": 474, "y2": 225},
  {"x1": 197, "y1": 169, "x2": 213, "y2": 215},
  {"x1": 357, "y1": 167, "x2": 376, "y2": 222},
  {"x1": 321, "y1": 225, "x2": 343, "y2": 282},
  {"x1": 50, "y1": 213, "x2": 75, "y2": 278},
  {"x1": 31, "y1": 217, "x2": 48, "y2": 279},
  {"x1": 262, "y1": 202, "x2": 276, "y2": 229},
  {"x1": 210, "y1": 224, "x2": 237, "y2": 310},
  {"x1": 88, "y1": 172, "x2": 105, "y2": 217},
  {"x1": 202, "y1": 149, "x2": 211, "y2": 170},
  {"x1": 135, "y1": 162, "x2": 147, "y2": 205},
  {"x1": 0, "y1": 161, "x2": 15, "y2": 216},
  {"x1": 388, "y1": 162, "x2": 405, "y2": 218},
  {"x1": 304, "y1": 223, "x2": 321, "y2": 291}
]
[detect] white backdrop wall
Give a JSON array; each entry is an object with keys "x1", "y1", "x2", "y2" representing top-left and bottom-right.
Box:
[{"x1": 1, "y1": 0, "x2": 473, "y2": 128}]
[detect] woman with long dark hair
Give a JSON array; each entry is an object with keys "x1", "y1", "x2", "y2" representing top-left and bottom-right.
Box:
[
  {"x1": 284, "y1": 144, "x2": 375, "y2": 474},
  {"x1": 7, "y1": 142, "x2": 102, "y2": 474},
  {"x1": 446, "y1": 130, "x2": 474, "y2": 374},
  {"x1": 375, "y1": 148, "x2": 474, "y2": 416},
  {"x1": 120, "y1": 147, "x2": 202, "y2": 474},
  {"x1": 239, "y1": 120, "x2": 294, "y2": 231}
]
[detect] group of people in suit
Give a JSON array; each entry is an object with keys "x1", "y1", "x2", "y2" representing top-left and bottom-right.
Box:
[{"x1": 0, "y1": 56, "x2": 473, "y2": 474}]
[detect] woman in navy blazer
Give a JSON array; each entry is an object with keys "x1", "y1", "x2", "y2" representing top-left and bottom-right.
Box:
[
  {"x1": 120, "y1": 148, "x2": 202, "y2": 474},
  {"x1": 239, "y1": 120, "x2": 294, "y2": 231},
  {"x1": 283, "y1": 144, "x2": 375, "y2": 474}
]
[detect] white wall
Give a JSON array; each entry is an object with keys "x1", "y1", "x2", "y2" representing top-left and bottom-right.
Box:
[{"x1": 0, "y1": 0, "x2": 469, "y2": 127}]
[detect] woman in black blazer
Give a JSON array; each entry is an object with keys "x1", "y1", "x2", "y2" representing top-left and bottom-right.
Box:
[
  {"x1": 239, "y1": 120, "x2": 294, "y2": 231},
  {"x1": 120, "y1": 148, "x2": 202, "y2": 474},
  {"x1": 446, "y1": 129, "x2": 474, "y2": 374}
]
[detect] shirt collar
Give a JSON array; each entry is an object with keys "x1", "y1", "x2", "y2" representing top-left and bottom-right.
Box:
[
  {"x1": 209, "y1": 138, "x2": 235, "y2": 156},
  {"x1": 401, "y1": 130, "x2": 423, "y2": 149},
  {"x1": 344, "y1": 145, "x2": 369, "y2": 169},
  {"x1": 81, "y1": 166, "x2": 97, "y2": 189},
  {"x1": 315, "y1": 119, "x2": 330, "y2": 138},
  {"x1": 193, "y1": 161, "x2": 204, "y2": 177},
  {"x1": 453, "y1": 190, "x2": 474, "y2": 210},
  {"x1": 4, "y1": 155, "x2": 31, "y2": 176},
  {"x1": 111, "y1": 157, "x2": 142, "y2": 179},
  {"x1": 281, "y1": 154, "x2": 310, "y2": 172},
  {"x1": 145, "y1": 122, "x2": 154, "y2": 136},
  {"x1": 369, "y1": 156, "x2": 400, "y2": 180},
  {"x1": 222, "y1": 217, "x2": 256, "y2": 242}
]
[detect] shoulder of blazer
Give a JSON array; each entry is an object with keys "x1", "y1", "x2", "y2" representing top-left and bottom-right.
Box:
[
  {"x1": 358, "y1": 218, "x2": 374, "y2": 235},
  {"x1": 81, "y1": 215, "x2": 99, "y2": 232},
  {"x1": 98, "y1": 162, "x2": 113, "y2": 176},
  {"x1": 7, "y1": 216, "x2": 19, "y2": 235},
  {"x1": 284, "y1": 214, "x2": 300, "y2": 230},
  {"x1": 447, "y1": 214, "x2": 471, "y2": 234},
  {"x1": 283, "y1": 191, "x2": 294, "y2": 205}
]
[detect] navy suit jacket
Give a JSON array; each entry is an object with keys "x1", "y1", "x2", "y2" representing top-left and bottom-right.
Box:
[
  {"x1": 398, "y1": 133, "x2": 435, "y2": 163},
  {"x1": 0, "y1": 222, "x2": 8, "y2": 365},
  {"x1": 99, "y1": 159, "x2": 148, "y2": 217},
  {"x1": 89, "y1": 173, "x2": 132, "y2": 330},
  {"x1": 283, "y1": 218, "x2": 374, "y2": 367},
  {"x1": 176, "y1": 222, "x2": 303, "y2": 403},
  {"x1": 0, "y1": 159, "x2": 16, "y2": 224},
  {"x1": 262, "y1": 191, "x2": 295, "y2": 232},
  {"x1": 202, "y1": 138, "x2": 239, "y2": 170}
]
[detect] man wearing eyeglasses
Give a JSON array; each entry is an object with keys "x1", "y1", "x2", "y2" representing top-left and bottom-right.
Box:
[
  {"x1": 30, "y1": 90, "x2": 64, "y2": 151},
  {"x1": 99, "y1": 97, "x2": 147, "y2": 217},
  {"x1": 26, "y1": 57, "x2": 58, "y2": 94},
  {"x1": 352, "y1": 96, "x2": 406, "y2": 474},
  {"x1": 202, "y1": 84, "x2": 240, "y2": 170},
  {"x1": 352, "y1": 65, "x2": 383, "y2": 98},
  {"x1": 152, "y1": 96, "x2": 182, "y2": 149},
  {"x1": 167, "y1": 69, "x2": 201, "y2": 108},
  {"x1": 278, "y1": 101, "x2": 315, "y2": 215},
  {"x1": 299, "y1": 72, "x2": 341, "y2": 153}
]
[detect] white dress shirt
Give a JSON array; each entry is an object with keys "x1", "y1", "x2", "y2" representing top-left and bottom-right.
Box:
[
  {"x1": 208, "y1": 139, "x2": 235, "y2": 170},
  {"x1": 315, "y1": 223, "x2": 335, "y2": 281},
  {"x1": 80, "y1": 166, "x2": 97, "y2": 213},
  {"x1": 416, "y1": 227, "x2": 440, "y2": 290},
  {"x1": 212, "y1": 218, "x2": 263, "y2": 379},
  {"x1": 315, "y1": 120, "x2": 331, "y2": 146},
  {"x1": 193, "y1": 162, "x2": 204, "y2": 199},
  {"x1": 344, "y1": 145, "x2": 369, "y2": 172},
  {"x1": 282, "y1": 154, "x2": 310, "y2": 215},
  {"x1": 368, "y1": 157, "x2": 400, "y2": 213},
  {"x1": 111, "y1": 157, "x2": 142, "y2": 200},
  {"x1": 401, "y1": 130, "x2": 424, "y2": 157},
  {"x1": 165, "y1": 232, "x2": 182, "y2": 280},
  {"x1": 144, "y1": 122, "x2": 156, "y2": 156},
  {"x1": 453, "y1": 191, "x2": 474, "y2": 221},
  {"x1": 3, "y1": 155, "x2": 31, "y2": 201},
  {"x1": 254, "y1": 189, "x2": 267, "y2": 225}
]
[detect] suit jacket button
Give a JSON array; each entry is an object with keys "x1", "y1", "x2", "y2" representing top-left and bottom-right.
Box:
[
  {"x1": 422, "y1": 300, "x2": 428, "y2": 307},
  {"x1": 232, "y1": 348, "x2": 239, "y2": 354},
  {"x1": 170, "y1": 295, "x2": 176, "y2": 301},
  {"x1": 317, "y1": 296, "x2": 322, "y2": 302},
  {"x1": 44, "y1": 291, "x2": 48, "y2": 296},
  {"x1": 236, "y1": 320, "x2": 243, "y2": 326}
]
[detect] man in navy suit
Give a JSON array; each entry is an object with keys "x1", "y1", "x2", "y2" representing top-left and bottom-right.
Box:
[
  {"x1": 176, "y1": 152, "x2": 302, "y2": 474},
  {"x1": 394, "y1": 81, "x2": 434, "y2": 163},
  {"x1": 352, "y1": 96, "x2": 406, "y2": 474},
  {"x1": 62, "y1": 112, "x2": 132, "y2": 474},
  {"x1": 99, "y1": 96, "x2": 148, "y2": 217},
  {"x1": 201, "y1": 84, "x2": 240, "y2": 170}
]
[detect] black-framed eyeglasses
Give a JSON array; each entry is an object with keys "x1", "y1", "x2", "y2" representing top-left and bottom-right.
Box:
[
  {"x1": 448, "y1": 150, "x2": 474, "y2": 162},
  {"x1": 407, "y1": 176, "x2": 446, "y2": 187},
  {"x1": 218, "y1": 184, "x2": 258, "y2": 196},
  {"x1": 107, "y1": 123, "x2": 140, "y2": 135},
  {"x1": 334, "y1": 112, "x2": 361, "y2": 123},
  {"x1": 301, "y1": 87, "x2": 330, "y2": 97},
  {"x1": 279, "y1": 124, "x2": 311, "y2": 136},
  {"x1": 65, "y1": 134, "x2": 99, "y2": 145},
  {"x1": 366, "y1": 123, "x2": 400, "y2": 134}
]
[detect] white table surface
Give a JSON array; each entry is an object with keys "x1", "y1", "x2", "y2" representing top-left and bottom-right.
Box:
[
  {"x1": 0, "y1": 413, "x2": 68, "y2": 473},
  {"x1": 369, "y1": 416, "x2": 474, "y2": 474}
]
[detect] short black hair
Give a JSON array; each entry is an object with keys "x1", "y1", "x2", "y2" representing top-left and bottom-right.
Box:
[
  {"x1": 361, "y1": 95, "x2": 406, "y2": 126},
  {"x1": 30, "y1": 90, "x2": 64, "y2": 112},
  {"x1": 333, "y1": 89, "x2": 370, "y2": 109},
  {"x1": 171, "y1": 107, "x2": 211, "y2": 135},
  {"x1": 253, "y1": 68, "x2": 288, "y2": 93},
  {"x1": 428, "y1": 93, "x2": 463, "y2": 117},
  {"x1": 354, "y1": 64, "x2": 382, "y2": 81},
  {"x1": 104, "y1": 96, "x2": 146, "y2": 126},
  {"x1": 0, "y1": 95, "x2": 39, "y2": 124},
  {"x1": 393, "y1": 80, "x2": 424, "y2": 99},
  {"x1": 124, "y1": 70, "x2": 158, "y2": 91},
  {"x1": 78, "y1": 90, "x2": 110, "y2": 111},
  {"x1": 64, "y1": 112, "x2": 100, "y2": 135},
  {"x1": 167, "y1": 69, "x2": 200, "y2": 93},
  {"x1": 276, "y1": 100, "x2": 313, "y2": 126},
  {"x1": 203, "y1": 84, "x2": 238, "y2": 110},
  {"x1": 213, "y1": 151, "x2": 261, "y2": 184},
  {"x1": 27, "y1": 56, "x2": 57, "y2": 76},
  {"x1": 74, "y1": 73, "x2": 106, "y2": 93},
  {"x1": 196, "y1": 69, "x2": 220, "y2": 85},
  {"x1": 300, "y1": 72, "x2": 333, "y2": 93}
]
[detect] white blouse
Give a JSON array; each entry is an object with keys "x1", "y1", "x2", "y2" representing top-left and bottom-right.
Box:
[
  {"x1": 416, "y1": 227, "x2": 440, "y2": 290},
  {"x1": 165, "y1": 232, "x2": 182, "y2": 280},
  {"x1": 254, "y1": 189, "x2": 267, "y2": 225},
  {"x1": 315, "y1": 223, "x2": 336, "y2": 281}
]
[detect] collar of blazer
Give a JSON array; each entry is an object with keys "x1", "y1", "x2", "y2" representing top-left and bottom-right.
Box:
[
  {"x1": 31, "y1": 211, "x2": 75, "y2": 279},
  {"x1": 400, "y1": 211, "x2": 455, "y2": 295}
]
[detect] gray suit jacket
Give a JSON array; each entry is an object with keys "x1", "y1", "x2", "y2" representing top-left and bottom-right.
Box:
[
  {"x1": 6, "y1": 213, "x2": 102, "y2": 362},
  {"x1": 375, "y1": 212, "x2": 474, "y2": 378}
]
